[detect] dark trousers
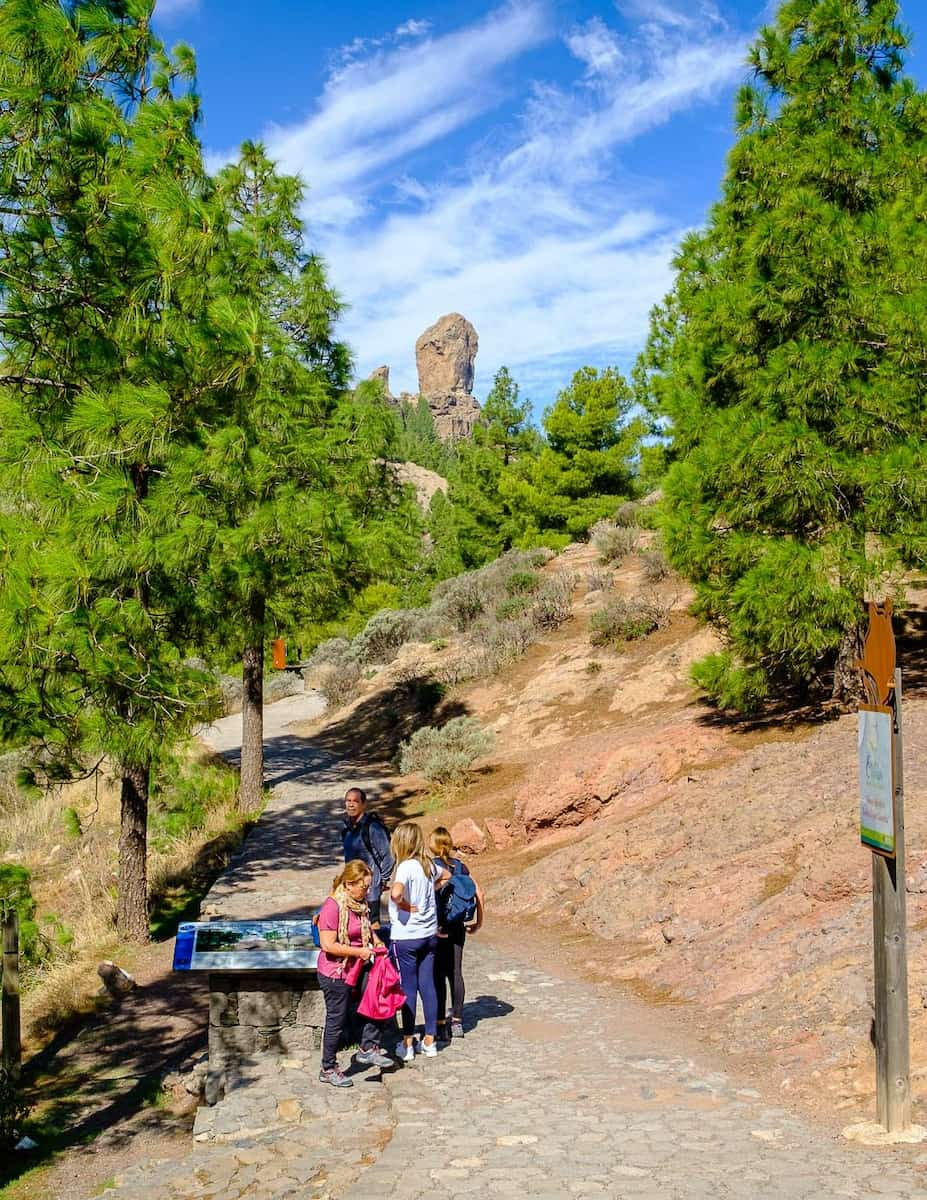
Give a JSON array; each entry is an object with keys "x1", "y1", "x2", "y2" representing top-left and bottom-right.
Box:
[
  {"x1": 435, "y1": 924, "x2": 466, "y2": 1022},
  {"x1": 393, "y1": 935, "x2": 438, "y2": 1037},
  {"x1": 318, "y1": 973, "x2": 382, "y2": 1069}
]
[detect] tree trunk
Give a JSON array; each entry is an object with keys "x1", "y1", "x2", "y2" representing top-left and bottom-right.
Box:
[
  {"x1": 117, "y1": 762, "x2": 150, "y2": 942},
  {"x1": 832, "y1": 620, "x2": 865, "y2": 708},
  {"x1": 239, "y1": 592, "x2": 266, "y2": 812}
]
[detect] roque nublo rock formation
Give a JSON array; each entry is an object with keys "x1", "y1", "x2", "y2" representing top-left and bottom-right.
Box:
[{"x1": 369, "y1": 312, "x2": 482, "y2": 441}]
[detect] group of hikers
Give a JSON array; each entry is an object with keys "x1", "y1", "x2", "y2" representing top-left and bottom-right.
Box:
[{"x1": 315, "y1": 786, "x2": 485, "y2": 1088}]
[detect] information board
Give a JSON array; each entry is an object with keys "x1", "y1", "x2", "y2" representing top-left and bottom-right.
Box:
[
  {"x1": 173, "y1": 920, "x2": 320, "y2": 972},
  {"x1": 858, "y1": 704, "x2": 896, "y2": 856}
]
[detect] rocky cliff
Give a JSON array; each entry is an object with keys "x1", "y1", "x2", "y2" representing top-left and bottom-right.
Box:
[{"x1": 369, "y1": 312, "x2": 482, "y2": 441}]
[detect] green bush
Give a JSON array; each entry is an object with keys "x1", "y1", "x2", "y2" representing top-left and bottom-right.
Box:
[
  {"x1": 690, "y1": 652, "x2": 769, "y2": 714},
  {"x1": 398, "y1": 717, "x2": 495, "y2": 783},
  {"x1": 591, "y1": 520, "x2": 639, "y2": 565},
  {"x1": 353, "y1": 609, "x2": 420, "y2": 665},
  {"x1": 504, "y1": 570, "x2": 540, "y2": 596},
  {"x1": 495, "y1": 595, "x2": 531, "y2": 622},
  {"x1": 317, "y1": 659, "x2": 362, "y2": 709},
  {"x1": 589, "y1": 596, "x2": 668, "y2": 647},
  {"x1": 0, "y1": 1068, "x2": 30, "y2": 1151},
  {"x1": 150, "y1": 757, "x2": 239, "y2": 848}
]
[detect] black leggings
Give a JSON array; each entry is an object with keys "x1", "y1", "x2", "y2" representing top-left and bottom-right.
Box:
[
  {"x1": 435, "y1": 925, "x2": 466, "y2": 1022},
  {"x1": 318, "y1": 974, "x2": 382, "y2": 1069}
]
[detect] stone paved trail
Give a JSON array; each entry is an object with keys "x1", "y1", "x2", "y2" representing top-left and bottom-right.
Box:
[{"x1": 107, "y1": 696, "x2": 927, "y2": 1199}]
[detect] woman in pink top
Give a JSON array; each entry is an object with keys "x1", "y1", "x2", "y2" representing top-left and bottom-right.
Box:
[{"x1": 316, "y1": 860, "x2": 392, "y2": 1087}]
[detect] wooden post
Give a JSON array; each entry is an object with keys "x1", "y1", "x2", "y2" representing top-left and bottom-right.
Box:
[
  {"x1": 871, "y1": 667, "x2": 910, "y2": 1131},
  {"x1": 1, "y1": 912, "x2": 21, "y2": 1082}
]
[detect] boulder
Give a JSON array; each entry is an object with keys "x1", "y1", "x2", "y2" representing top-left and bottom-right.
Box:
[
  {"x1": 97, "y1": 961, "x2": 136, "y2": 998},
  {"x1": 485, "y1": 818, "x2": 515, "y2": 849},
  {"x1": 450, "y1": 817, "x2": 487, "y2": 855},
  {"x1": 416, "y1": 313, "x2": 478, "y2": 395}
]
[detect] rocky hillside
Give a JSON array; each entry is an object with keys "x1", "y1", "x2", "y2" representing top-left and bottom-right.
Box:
[{"x1": 299, "y1": 538, "x2": 927, "y2": 1122}]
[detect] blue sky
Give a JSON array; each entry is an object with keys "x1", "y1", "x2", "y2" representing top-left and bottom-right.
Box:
[{"x1": 154, "y1": 0, "x2": 927, "y2": 415}]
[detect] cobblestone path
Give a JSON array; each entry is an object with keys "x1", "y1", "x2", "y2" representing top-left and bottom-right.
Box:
[{"x1": 106, "y1": 697, "x2": 927, "y2": 1199}]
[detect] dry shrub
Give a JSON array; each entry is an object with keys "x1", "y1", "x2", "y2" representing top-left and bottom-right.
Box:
[
  {"x1": 531, "y1": 573, "x2": 576, "y2": 630},
  {"x1": 398, "y1": 717, "x2": 495, "y2": 783},
  {"x1": 589, "y1": 595, "x2": 671, "y2": 648},
  {"x1": 585, "y1": 567, "x2": 614, "y2": 593},
  {"x1": 591, "y1": 519, "x2": 639, "y2": 564},
  {"x1": 614, "y1": 500, "x2": 642, "y2": 527},
  {"x1": 641, "y1": 547, "x2": 671, "y2": 583}
]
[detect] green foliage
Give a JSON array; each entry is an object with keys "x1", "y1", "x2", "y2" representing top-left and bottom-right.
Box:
[
  {"x1": 690, "y1": 652, "x2": 769, "y2": 714},
  {"x1": 444, "y1": 366, "x2": 540, "y2": 569},
  {"x1": 637, "y1": 0, "x2": 927, "y2": 704},
  {"x1": 398, "y1": 717, "x2": 495, "y2": 783},
  {"x1": 60, "y1": 807, "x2": 82, "y2": 840},
  {"x1": 500, "y1": 367, "x2": 643, "y2": 543},
  {"x1": 0, "y1": 1068, "x2": 30, "y2": 1152},
  {"x1": 149, "y1": 756, "x2": 239, "y2": 849},
  {"x1": 0, "y1": 864, "x2": 41, "y2": 966},
  {"x1": 589, "y1": 597, "x2": 669, "y2": 647},
  {"x1": 392, "y1": 396, "x2": 457, "y2": 475},
  {"x1": 504, "y1": 570, "x2": 540, "y2": 596}
]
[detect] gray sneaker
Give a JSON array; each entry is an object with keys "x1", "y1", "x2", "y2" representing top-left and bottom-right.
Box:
[
  {"x1": 355, "y1": 1047, "x2": 394, "y2": 1069},
  {"x1": 319, "y1": 1067, "x2": 353, "y2": 1088}
]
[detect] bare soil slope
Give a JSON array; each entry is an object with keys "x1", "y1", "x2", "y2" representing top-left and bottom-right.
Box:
[{"x1": 311, "y1": 541, "x2": 927, "y2": 1123}]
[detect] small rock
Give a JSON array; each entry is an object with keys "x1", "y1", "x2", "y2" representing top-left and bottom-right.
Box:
[
  {"x1": 277, "y1": 1098, "x2": 303, "y2": 1123},
  {"x1": 15, "y1": 1136, "x2": 38, "y2": 1151},
  {"x1": 496, "y1": 1134, "x2": 538, "y2": 1146}
]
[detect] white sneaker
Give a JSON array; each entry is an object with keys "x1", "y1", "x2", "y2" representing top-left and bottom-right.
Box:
[
  {"x1": 395, "y1": 1042, "x2": 415, "y2": 1063},
  {"x1": 421, "y1": 1040, "x2": 438, "y2": 1058}
]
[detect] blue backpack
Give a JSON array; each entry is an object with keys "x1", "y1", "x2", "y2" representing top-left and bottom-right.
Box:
[{"x1": 439, "y1": 859, "x2": 478, "y2": 926}]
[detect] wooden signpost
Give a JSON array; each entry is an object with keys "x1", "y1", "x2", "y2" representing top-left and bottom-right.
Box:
[
  {"x1": 856, "y1": 600, "x2": 911, "y2": 1133},
  {"x1": 1, "y1": 911, "x2": 21, "y2": 1082}
]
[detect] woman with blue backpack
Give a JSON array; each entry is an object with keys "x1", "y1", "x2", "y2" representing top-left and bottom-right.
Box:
[{"x1": 429, "y1": 826, "x2": 484, "y2": 1041}]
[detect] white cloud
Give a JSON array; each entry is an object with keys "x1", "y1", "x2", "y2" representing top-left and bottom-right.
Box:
[
  {"x1": 566, "y1": 17, "x2": 624, "y2": 80},
  {"x1": 395, "y1": 18, "x2": 432, "y2": 39},
  {"x1": 257, "y1": 4, "x2": 550, "y2": 198},
  {"x1": 211, "y1": 2, "x2": 749, "y2": 409}
]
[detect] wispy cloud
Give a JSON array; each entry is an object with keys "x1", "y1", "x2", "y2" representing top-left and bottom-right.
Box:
[
  {"x1": 260, "y1": 4, "x2": 551, "y2": 196},
  {"x1": 213, "y1": 2, "x2": 750, "y2": 407},
  {"x1": 155, "y1": 0, "x2": 198, "y2": 19}
]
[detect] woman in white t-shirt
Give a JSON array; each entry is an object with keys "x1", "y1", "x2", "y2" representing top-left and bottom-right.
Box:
[{"x1": 388, "y1": 821, "x2": 448, "y2": 1062}]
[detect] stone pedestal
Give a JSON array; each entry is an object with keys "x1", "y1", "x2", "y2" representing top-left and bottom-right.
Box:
[{"x1": 206, "y1": 971, "x2": 325, "y2": 1104}]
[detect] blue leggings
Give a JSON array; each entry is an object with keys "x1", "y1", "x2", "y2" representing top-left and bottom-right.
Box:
[{"x1": 393, "y1": 935, "x2": 438, "y2": 1037}]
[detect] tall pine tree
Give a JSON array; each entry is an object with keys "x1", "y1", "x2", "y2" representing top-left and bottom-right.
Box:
[
  {"x1": 0, "y1": 0, "x2": 221, "y2": 939},
  {"x1": 501, "y1": 366, "x2": 641, "y2": 545},
  {"x1": 639, "y1": 0, "x2": 927, "y2": 708}
]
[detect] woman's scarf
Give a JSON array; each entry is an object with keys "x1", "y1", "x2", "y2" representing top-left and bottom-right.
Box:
[{"x1": 332, "y1": 883, "x2": 373, "y2": 954}]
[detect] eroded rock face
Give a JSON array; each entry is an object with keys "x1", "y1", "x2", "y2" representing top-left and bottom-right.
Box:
[
  {"x1": 369, "y1": 365, "x2": 392, "y2": 396},
  {"x1": 427, "y1": 390, "x2": 483, "y2": 441},
  {"x1": 416, "y1": 313, "x2": 478, "y2": 395}
]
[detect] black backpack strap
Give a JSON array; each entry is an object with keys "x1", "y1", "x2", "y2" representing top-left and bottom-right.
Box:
[{"x1": 361, "y1": 814, "x2": 386, "y2": 871}]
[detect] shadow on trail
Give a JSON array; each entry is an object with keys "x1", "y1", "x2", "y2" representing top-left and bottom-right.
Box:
[{"x1": 4, "y1": 971, "x2": 207, "y2": 1193}]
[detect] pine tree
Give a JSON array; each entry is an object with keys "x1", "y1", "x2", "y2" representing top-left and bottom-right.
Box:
[
  {"x1": 638, "y1": 0, "x2": 927, "y2": 708},
  {"x1": 450, "y1": 366, "x2": 538, "y2": 566},
  {"x1": 501, "y1": 366, "x2": 641, "y2": 545},
  {"x1": 0, "y1": 0, "x2": 219, "y2": 939},
  {"x1": 191, "y1": 144, "x2": 415, "y2": 809}
]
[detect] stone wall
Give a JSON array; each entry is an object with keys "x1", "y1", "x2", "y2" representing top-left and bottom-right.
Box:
[{"x1": 206, "y1": 971, "x2": 326, "y2": 1103}]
